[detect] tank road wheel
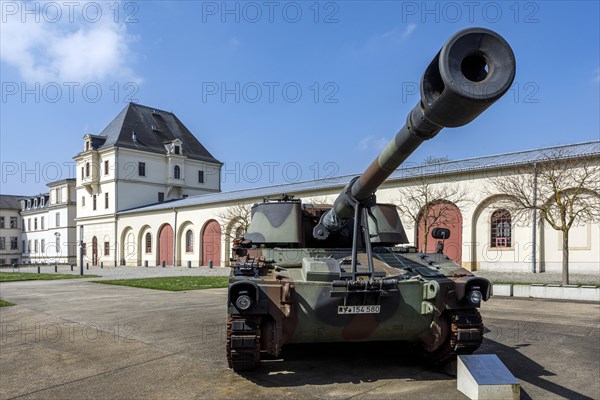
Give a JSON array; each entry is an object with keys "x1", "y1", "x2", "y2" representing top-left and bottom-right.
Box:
[
  {"x1": 423, "y1": 309, "x2": 484, "y2": 365},
  {"x1": 226, "y1": 315, "x2": 261, "y2": 372}
]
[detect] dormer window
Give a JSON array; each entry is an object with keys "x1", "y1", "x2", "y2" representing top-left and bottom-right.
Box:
[
  {"x1": 34, "y1": 199, "x2": 38, "y2": 208},
  {"x1": 20, "y1": 201, "x2": 25, "y2": 211},
  {"x1": 165, "y1": 140, "x2": 183, "y2": 156},
  {"x1": 85, "y1": 141, "x2": 90, "y2": 151},
  {"x1": 27, "y1": 200, "x2": 31, "y2": 209}
]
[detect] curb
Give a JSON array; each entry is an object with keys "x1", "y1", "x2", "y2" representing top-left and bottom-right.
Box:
[{"x1": 492, "y1": 283, "x2": 600, "y2": 302}]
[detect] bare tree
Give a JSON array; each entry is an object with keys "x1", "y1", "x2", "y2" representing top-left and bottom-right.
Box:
[
  {"x1": 217, "y1": 203, "x2": 253, "y2": 241},
  {"x1": 487, "y1": 149, "x2": 600, "y2": 284},
  {"x1": 303, "y1": 195, "x2": 335, "y2": 205},
  {"x1": 423, "y1": 155, "x2": 450, "y2": 164},
  {"x1": 395, "y1": 177, "x2": 471, "y2": 252}
]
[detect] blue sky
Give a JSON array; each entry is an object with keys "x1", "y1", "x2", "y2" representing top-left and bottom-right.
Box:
[{"x1": 1, "y1": 0, "x2": 599, "y2": 195}]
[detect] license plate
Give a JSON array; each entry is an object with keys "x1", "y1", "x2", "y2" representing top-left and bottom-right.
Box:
[{"x1": 337, "y1": 305, "x2": 381, "y2": 314}]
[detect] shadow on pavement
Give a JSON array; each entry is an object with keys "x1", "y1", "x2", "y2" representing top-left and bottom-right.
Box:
[
  {"x1": 480, "y1": 337, "x2": 594, "y2": 400},
  {"x1": 240, "y1": 338, "x2": 594, "y2": 399},
  {"x1": 239, "y1": 341, "x2": 452, "y2": 387}
]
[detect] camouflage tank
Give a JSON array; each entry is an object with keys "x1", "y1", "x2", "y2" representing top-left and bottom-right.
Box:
[{"x1": 226, "y1": 27, "x2": 516, "y2": 371}]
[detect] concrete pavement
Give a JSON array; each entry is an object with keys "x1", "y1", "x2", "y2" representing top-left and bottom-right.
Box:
[{"x1": 0, "y1": 278, "x2": 598, "y2": 399}]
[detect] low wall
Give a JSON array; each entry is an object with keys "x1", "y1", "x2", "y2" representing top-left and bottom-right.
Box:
[{"x1": 492, "y1": 283, "x2": 599, "y2": 302}]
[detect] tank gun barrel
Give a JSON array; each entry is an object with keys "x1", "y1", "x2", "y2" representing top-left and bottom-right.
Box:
[{"x1": 314, "y1": 27, "x2": 516, "y2": 240}]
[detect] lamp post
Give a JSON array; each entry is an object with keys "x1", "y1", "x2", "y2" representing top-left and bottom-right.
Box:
[
  {"x1": 79, "y1": 225, "x2": 84, "y2": 276},
  {"x1": 54, "y1": 232, "x2": 60, "y2": 272}
]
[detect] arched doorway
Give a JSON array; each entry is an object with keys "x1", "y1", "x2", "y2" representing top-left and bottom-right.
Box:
[
  {"x1": 202, "y1": 220, "x2": 221, "y2": 266},
  {"x1": 417, "y1": 202, "x2": 463, "y2": 264},
  {"x1": 158, "y1": 224, "x2": 174, "y2": 266},
  {"x1": 92, "y1": 236, "x2": 98, "y2": 266}
]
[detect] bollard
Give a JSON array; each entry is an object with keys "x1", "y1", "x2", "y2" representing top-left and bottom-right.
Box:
[
  {"x1": 209, "y1": 260, "x2": 213, "y2": 269},
  {"x1": 101, "y1": 262, "x2": 104, "y2": 269},
  {"x1": 54, "y1": 265, "x2": 57, "y2": 273},
  {"x1": 144, "y1": 260, "x2": 148, "y2": 268},
  {"x1": 70, "y1": 264, "x2": 74, "y2": 272},
  {"x1": 187, "y1": 260, "x2": 191, "y2": 268},
  {"x1": 37, "y1": 266, "x2": 41, "y2": 274},
  {"x1": 162, "y1": 260, "x2": 165, "y2": 268}
]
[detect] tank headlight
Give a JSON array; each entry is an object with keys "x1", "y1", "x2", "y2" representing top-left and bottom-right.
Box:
[
  {"x1": 235, "y1": 294, "x2": 252, "y2": 310},
  {"x1": 469, "y1": 290, "x2": 482, "y2": 306}
]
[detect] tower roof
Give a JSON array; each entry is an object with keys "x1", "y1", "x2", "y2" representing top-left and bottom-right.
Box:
[{"x1": 81, "y1": 103, "x2": 221, "y2": 164}]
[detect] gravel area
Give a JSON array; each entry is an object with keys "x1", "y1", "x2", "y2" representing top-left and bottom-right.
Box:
[
  {"x1": 0, "y1": 265, "x2": 230, "y2": 280},
  {"x1": 474, "y1": 270, "x2": 600, "y2": 285}
]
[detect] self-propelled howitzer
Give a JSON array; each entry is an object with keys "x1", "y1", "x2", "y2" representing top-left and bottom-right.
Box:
[{"x1": 226, "y1": 27, "x2": 516, "y2": 372}]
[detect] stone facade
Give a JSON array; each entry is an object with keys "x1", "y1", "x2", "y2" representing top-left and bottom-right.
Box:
[
  {"x1": 19, "y1": 180, "x2": 77, "y2": 265},
  {"x1": 0, "y1": 195, "x2": 24, "y2": 265}
]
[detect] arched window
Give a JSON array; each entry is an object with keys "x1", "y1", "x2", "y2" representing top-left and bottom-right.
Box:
[
  {"x1": 85, "y1": 162, "x2": 90, "y2": 177},
  {"x1": 174, "y1": 165, "x2": 181, "y2": 179},
  {"x1": 145, "y1": 233, "x2": 152, "y2": 254},
  {"x1": 185, "y1": 230, "x2": 193, "y2": 253},
  {"x1": 491, "y1": 209, "x2": 511, "y2": 248}
]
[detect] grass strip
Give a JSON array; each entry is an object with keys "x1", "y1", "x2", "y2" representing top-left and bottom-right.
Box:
[
  {"x1": 93, "y1": 276, "x2": 229, "y2": 291},
  {"x1": 0, "y1": 272, "x2": 99, "y2": 282},
  {"x1": 0, "y1": 299, "x2": 15, "y2": 307}
]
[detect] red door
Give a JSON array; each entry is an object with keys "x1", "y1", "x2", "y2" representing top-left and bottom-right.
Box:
[
  {"x1": 417, "y1": 203, "x2": 463, "y2": 264},
  {"x1": 92, "y1": 237, "x2": 98, "y2": 266},
  {"x1": 158, "y1": 224, "x2": 174, "y2": 266},
  {"x1": 202, "y1": 221, "x2": 221, "y2": 266}
]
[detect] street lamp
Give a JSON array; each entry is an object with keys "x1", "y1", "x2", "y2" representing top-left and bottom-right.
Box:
[{"x1": 79, "y1": 225, "x2": 84, "y2": 276}]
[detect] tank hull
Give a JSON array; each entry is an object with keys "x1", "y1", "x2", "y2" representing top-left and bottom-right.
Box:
[{"x1": 287, "y1": 280, "x2": 431, "y2": 344}]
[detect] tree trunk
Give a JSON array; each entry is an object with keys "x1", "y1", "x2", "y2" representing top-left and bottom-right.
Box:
[{"x1": 562, "y1": 231, "x2": 569, "y2": 285}]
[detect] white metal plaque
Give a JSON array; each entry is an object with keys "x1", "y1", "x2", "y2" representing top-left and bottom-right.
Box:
[{"x1": 337, "y1": 305, "x2": 381, "y2": 314}]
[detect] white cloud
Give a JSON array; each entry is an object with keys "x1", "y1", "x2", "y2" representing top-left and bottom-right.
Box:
[
  {"x1": 358, "y1": 136, "x2": 390, "y2": 151},
  {"x1": 401, "y1": 23, "x2": 417, "y2": 40},
  {"x1": 0, "y1": 1, "x2": 140, "y2": 83}
]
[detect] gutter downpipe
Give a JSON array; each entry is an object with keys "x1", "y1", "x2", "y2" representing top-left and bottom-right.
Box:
[
  {"x1": 532, "y1": 162, "x2": 538, "y2": 273},
  {"x1": 114, "y1": 148, "x2": 119, "y2": 268}
]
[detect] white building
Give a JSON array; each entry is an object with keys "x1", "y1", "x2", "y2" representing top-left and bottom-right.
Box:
[
  {"x1": 0, "y1": 195, "x2": 25, "y2": 266},
  {"x1": 20, "y1": 180, "x2": 77, "y2": 265},
  {"x1": 74, "y1": 103, "x2": 222, "y2": 267},
  {"x1": 113, "y1": 141, "x2": 600, "y2": 274}
]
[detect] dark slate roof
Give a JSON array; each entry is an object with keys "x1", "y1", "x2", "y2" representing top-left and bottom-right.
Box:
[
  {"x1": 0, "y1": 195, "x2": 26, "y2": 210},
  {"x1": 119, "y1": 140, "x2": 600, "y2": 215},
  {"x1": 83, "y1": 103, "x2": 221, "y2": 164}
]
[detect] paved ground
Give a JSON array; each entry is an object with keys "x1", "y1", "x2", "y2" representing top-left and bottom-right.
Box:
[
  {"x1": 3, "y1": 265, "x2": 598, "y2": 284},
  {"x1": 0, "y1": 279, "x2": 598, "y2": 400}
]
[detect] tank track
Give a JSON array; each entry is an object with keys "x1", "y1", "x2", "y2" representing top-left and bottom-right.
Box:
[
  {"x1": 226, "y1": 315, "x2": 261, "y2": 372},
  {"x1": 426, "y1": 309, "x2": 484, "y2": 365}
]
